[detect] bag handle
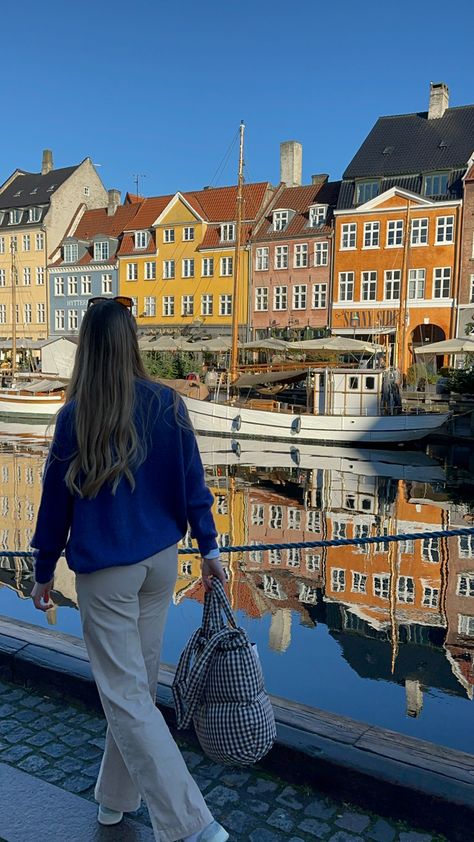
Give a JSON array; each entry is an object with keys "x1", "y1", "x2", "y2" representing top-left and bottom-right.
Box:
[{"x1": 201, "y1": 580, "x2": 237, "y2": 636}]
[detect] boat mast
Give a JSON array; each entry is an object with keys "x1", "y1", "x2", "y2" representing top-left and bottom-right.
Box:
[
  {"x1": 229, "y1": 120, "x2": 245, "y2": 383},
  {"x1": 10, "y1": 241, "x2": 17, "y2": 380}
]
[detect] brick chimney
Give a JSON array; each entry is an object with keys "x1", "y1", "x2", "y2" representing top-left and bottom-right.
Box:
[
  {"x1": 428, "y1": 82, "x2": 449, "y2": 119},
  {"x1": 41, "y1": 149, "x2": 53, "y2": 175},
  {"x1": 311, "y1": 173, "x2": 329, "y2": 185},
  {"x1": 280, "y1": 141, "x2": 302, "y2": 187},
  {"x1": 107, "y1": 189, "x2": 121, "y2": 216}
]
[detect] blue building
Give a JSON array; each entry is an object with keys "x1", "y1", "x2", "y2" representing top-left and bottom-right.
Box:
[{"x1": 48, "y1": 190, "x2": 141, "y2": 335}]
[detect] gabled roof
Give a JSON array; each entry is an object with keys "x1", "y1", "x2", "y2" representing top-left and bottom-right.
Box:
[
  {"x1": 253, "y1": 180, "x2": 341, "y2": 242},
  {"x1": 0, "y1": 165, "x2": 79, "y2": 209},
  {"x1": 188, "y1": 182, "x2": 270, "y2": 221},
  {"x1": 72, "y1": 203, "x2": 142, "y2": 240}
]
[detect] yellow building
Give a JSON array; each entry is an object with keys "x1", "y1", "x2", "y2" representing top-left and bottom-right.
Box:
[
  {"x1": 0, "y1": 150, "x2": 107, "y2": 343},
  {"x1": 118, "y1": 183, "x2": 273, "y2": 336}
]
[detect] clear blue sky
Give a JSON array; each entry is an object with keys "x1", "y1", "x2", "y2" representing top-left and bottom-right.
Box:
[{"x1": 3, "y1": 0, "x2": 474, "y2": 197}]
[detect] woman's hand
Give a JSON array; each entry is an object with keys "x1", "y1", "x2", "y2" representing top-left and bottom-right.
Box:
[
  {"x1": 31, "y1": 580, "x2": 54, "y2": 612},
  {"x1": 201, "y1": 556, "x2": 226, "y2": 593}
]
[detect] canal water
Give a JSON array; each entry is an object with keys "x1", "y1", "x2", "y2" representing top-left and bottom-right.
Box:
[{"x1": 1, "y1": 422, "x2": 473, "y2": 754}]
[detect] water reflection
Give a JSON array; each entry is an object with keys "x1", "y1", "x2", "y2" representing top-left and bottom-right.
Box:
[{"x1": 1, "y1": 425, "x2": 474, "y2": 750}]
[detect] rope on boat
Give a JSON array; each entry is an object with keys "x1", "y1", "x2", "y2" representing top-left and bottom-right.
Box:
[{"x1": 4, "y1": 525, "x2": 474, "y2": 560}]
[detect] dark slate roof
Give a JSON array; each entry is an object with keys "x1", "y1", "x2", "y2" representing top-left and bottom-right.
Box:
[
  {"x1": 344, "y1": 105, "x2": 474, "y2": 179},
  {"x1": 0, "y1": 165, "x2": 78, "y2": 209},
  {"x1": 0, "y1": 206, "x2": 48, "y2": 230},
  {"x1": 337, "y1": 168, "x2": 466, "y2": 210}
]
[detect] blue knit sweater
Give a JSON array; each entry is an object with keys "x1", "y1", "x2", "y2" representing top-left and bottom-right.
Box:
[{"x1": 32, "y1": 379, "x2": 218, "y2": 584}]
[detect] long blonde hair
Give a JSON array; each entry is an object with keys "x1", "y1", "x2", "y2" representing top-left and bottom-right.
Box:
[{"x1": 65, "y1": 299, "x2": 150, "y2": 498}]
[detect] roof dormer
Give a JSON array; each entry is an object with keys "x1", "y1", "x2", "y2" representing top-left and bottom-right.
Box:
[
  {"x1": 308, "y1": 204, "x2": 328, "y2": 227},
  {"x1": 272, "y1": 209, "x2": 293, "y2": 232},
  {"x1": 134, "y1": 230, "x2": 149, "y2": 249},
  {"x1": 220, "y1": 223, "x2": 235, "y2": 242}
]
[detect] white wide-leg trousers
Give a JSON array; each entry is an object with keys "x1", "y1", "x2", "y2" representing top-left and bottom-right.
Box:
[{"x1": 75, "y1": 545, "x2": 213, "y2": 842}]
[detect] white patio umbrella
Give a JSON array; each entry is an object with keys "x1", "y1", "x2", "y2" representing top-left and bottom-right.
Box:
[
  {"x1": 415, "y1": 337, "x2": 474, "y2": 355},
  {"x1": 138, "y1": 335, "x2": 181, "y2": 351},
  {"x1": 243, "y1": 338, "x2": 290, "y2": 351},
  {"x1": 192, "y1": 336, "x2": 234, "y2": 352},
  {"x1": 288, "y1": 336, "x2": 383, "y2": 353}
]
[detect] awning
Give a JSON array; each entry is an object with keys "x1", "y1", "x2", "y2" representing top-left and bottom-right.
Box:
[
  {"x1": 233, "y1": 368, "x2": 310, "y2": 389},
  {"x1": 288, "y1": 336, "x2": 383, "y2": 353},
  {"x1": 415, "y1": 338, "x2": 474, "y2": 355}
]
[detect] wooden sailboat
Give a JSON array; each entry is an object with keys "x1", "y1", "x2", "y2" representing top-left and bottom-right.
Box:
[
  {"x1": 0, "y1": 245, "x2": 65, "y2": 419},
  {"x1": 183, "y1": 123, "x2": 450, "y2": 445}
]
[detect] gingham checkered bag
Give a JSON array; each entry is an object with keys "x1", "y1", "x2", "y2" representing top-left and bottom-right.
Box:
[{"x1": 172, "y1": 580, "x2": 276, "y2": 765}]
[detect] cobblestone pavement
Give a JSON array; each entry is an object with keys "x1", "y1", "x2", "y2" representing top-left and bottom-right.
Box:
[{"x1": 0, "y1": 677, "x2": 447, "y2": 842}]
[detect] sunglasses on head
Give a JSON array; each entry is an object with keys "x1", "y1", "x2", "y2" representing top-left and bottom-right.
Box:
[{"x1": 87, "y1": 296, "x2": 134, "y2": 312}]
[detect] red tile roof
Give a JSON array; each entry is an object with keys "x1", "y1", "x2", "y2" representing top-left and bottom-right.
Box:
[
  {"x1": 187, "y1": 182, "x2": 271, "y2": 222},
  {"x1": 198, "y1": 223, "x2": 253, "y2": 251},
  {"x1": 73, "y1": 203, "x2": 142, "y2": 240},
  {"x1": 119, "y1": 231, "x2": 157, "y2": 256},
  {"x1": 253, "y1": 181, "x2": 341, "y2": 242}
]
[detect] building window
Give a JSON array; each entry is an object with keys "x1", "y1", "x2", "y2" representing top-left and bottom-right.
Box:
[
  {"x1": 470, "y1": 275, "x2": 474, "y2": 304},
  {"x1": 163, "y1": 260, "x2": 175, "y2": 279},
  {"x1": 339, "y1": 272, "x2": 354, "y2": 302},
  {"x1": 0, "y1": 269, "x2": 5, "y2": 287},
  {"x1": 201, "y1": 294, "x2": 213, "y2": 316},
  {"x1": 163, "y1": 296, "x2": 174, "y2": 317},
  {"x1": 68, "y1": 309, "x2": 78, "y2": 331},
  {"x1": 287, "y1": 507, "x2": 301, "y2": 529},
  {"x1": 274, "y1": 286, "x2": 287, "y2": 311},
  {"x1": 341, "y1": 223, "x2": 357, "y2": 249},
  {"x1": 361, "y1": 271, "x2": 377, "y2": 301},
  {"x1": 459, "y1": 535, "x2": 474, "y2": 558},
  {"x1": 408, "y1": 269, "x2": 425, "y2": 300},
  {"x1": 220, "y1": 223, "x2": 235, "y2": 242},
  {"x1": 55, "y1": 309, "x2": 65, "y2": 330},
  {"x1": 67, "y1": 276, "x2": 78, "y2": 295},
  {"x1": 9, "y1": 209, "x2": 22, "y2": 224},
  {"x1": 101, "y1": 274, "x2": 113, "y2": 294},
  {"x1": 84, "y1": 186, "x2": 90, "y2": 196},
  {"x1": 293, "y1": 284, "x2": 307, "y2": 309},
  {"x1": 384, "y1": 270, "x2": 401, "y2": 301},
  {"x1": 135, "y1": 231, "x2": 148, "y2": 249},
  {"x1": 127, "y1": 263, "x2": 138, "y2": 281},
  {"x1": 164, "y1": 228, "x2": 175, "y2": 243},
  {"x1": 94, "y1": 241, "x2": 109, "y2": 261},
  {"x1": 309, "y1": 205, "x2": 327, "y2": 227},
  {"x1": 436, "y1": 215, "x2": 454, "y2": 244},
  {"x1": 355, "y1": 180, "x2": 379, "y2": 204},
  {"x1": 144, "y1": 296, "x2": 156, "y2": 317},
  {"x1": 458, "y1": 614, "x2": 474, "y2": 637},
  {"x1": 37, "y1": 303, "x2": 45, "y2": 324},
  {"x1": 183, "y1": 258, "x2": 195, "y2": 278},
  {"x1": 457, "y1": 574, "x2": 474, "y2": 597},
  {"x1": 288, "y1": 548, "x2": 301, "y2": 568},
  {"x1": 23, "y1": 267, "x2": 31, "y2": 286},
  {"x1": 251, "y1": 504, "x2": 264, "y2": 526},
  {"x1": 273, "y1": 210, "x2": 289, "y2": 231},
  {"x1": 81, "y1": 275, "x2": 91, "y2": 295},
  {"x1": 256, "y1": 247, "x2": 269, "y2": 270},
  {"x1": 269, "y1": 505, "x2": 283, "y2": 529},
  {"x1": 145, "y1": 261, "x2": 156, "y2": 280},
  {"x1": 423, "y1": 172, "x2": 449, "y2": 197},
  {"x1": 422, "y1": 537, "x2": 440, "y2": 563},
  {"x1": 433, "y1": 267, "x2": 451, "y2": 298},
  {"x1": 411, "y1": 218, "x2": 429, "y2": 246},
  {"x1": 183, "y1": 226, "x2": 194, "y2": 241},
  {"x1": 0, "y1": 304, "x2": 6, "y2": 324},
  {"x1": 386, "y1": 219, "x2": 404, "y2": 247},
  {"x1": 313, "y1": 283, "x2": 327, "y2": 309},
  {"x1": 22, "y1": 234, "x2": 30, "y2": 251},
  {"x1": 0, "y1": 237, "x2": 4, "y2": 253},
  {"x1": 35, "y1": 267, "x2": 44, "y2": 285},
  {"x1": 363, "y1": 221, "x2": 380, "y2": 248},
  {"x1": 352, "y1": 572, "x2": 367, "y2": 593},
  {"x1": 24, "y1": 303, "x2": 32, "y2": 324},
  {"x1": 64, "y1": 242, "x2": 78, "y2": 263},
  {"x1": 28, "y1": 207, "x2": 42, "y2": 223},
  {"x1": 255, "y1": 287, "x2": 268, "y2": 311},
  {"x1": 182, "y1": 295, "x2": 194, "y2": 316},
  {"x1": 202, "y1": 257, "x2": 214, "y2": 277},
  {"x1": 331, "y1": 568, "x2": 345, "y2": 592},
  {"x1": 294, "y1": 243, "x2": 308, "y2": 268},
  {"x1": 54, "y1": 277, "x2": 64, "y2": 296},
  {"x1": 220, "y1": 257, "x2": 233, "y2": 276},
  {"x1": 422, "y1": 586, "x2": 439, "y2": 608},
  {"x1": 333, "y1": 520, "x2": 346, "y2": 539},
  {"x1": 397, "y1": 576, "x2": 415, "y2": 603},
  {"x1": 35, "y1": 233, "x2": 44, "y2": 250},
  {"x1": 10, "y1": 236, "x2": 17, "y2": 253},
  {"x1": 275, "y1": 245, "x2": 288, "y2": 269},
  {"x1": 373, "y1": 574, "x2": 390, "y2": 599},
  {"x1": 219, "y1": 294, "x2": 232, "y2": 315},
  {"x1": 314, "y1": 241, "x2": 328, "y2": 266}
]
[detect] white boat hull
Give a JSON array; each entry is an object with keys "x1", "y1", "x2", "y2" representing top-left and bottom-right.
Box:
[
  {"x1": 0, "y1": 390, "x2": 64, "y2": 420},
  {"x1": 184, "y1": 396, "x2": 449, "y2": 445}
]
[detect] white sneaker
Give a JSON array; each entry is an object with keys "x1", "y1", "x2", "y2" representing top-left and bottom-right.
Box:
[
  {"x1": 183, "y1": 820, "x2": 229, "y2": 841},
  {"x1": 97, "y1": 805, "x2": 124, "y2": 825}
]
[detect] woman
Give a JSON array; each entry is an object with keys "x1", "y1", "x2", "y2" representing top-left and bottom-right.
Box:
[{"x1": 31, "y1": 296, "x2": 228, "y2": 842}]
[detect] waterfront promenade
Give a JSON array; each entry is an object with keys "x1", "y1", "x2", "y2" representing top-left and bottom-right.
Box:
[{"x1": 0, "y1": 675, "x2": 446, "y2": 842}]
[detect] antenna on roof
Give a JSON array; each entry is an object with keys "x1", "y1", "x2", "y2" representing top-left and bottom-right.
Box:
[{"x1": 133, "y1": 174, "x2": 146, "y2": 197}]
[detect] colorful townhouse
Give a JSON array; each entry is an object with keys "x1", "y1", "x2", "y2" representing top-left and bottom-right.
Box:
[
  {"x1": 332, "y1": 83, "x2": 474, "y2": 372},
  {"x1": 48, "y1": 191, "x2": 141, "y2": 335},
  {"x1": 250, "y1": 142, "x2": 340, "y2": 339},
  {"x1": 117, "y1": 182, "x2": 273, "y2": 336},
  {"x1": 0, "y1": 150, "x2": 107, "y2": 342},
  {"x1": 457, "y1": 157, "x2": 474, "y2": 336}
]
